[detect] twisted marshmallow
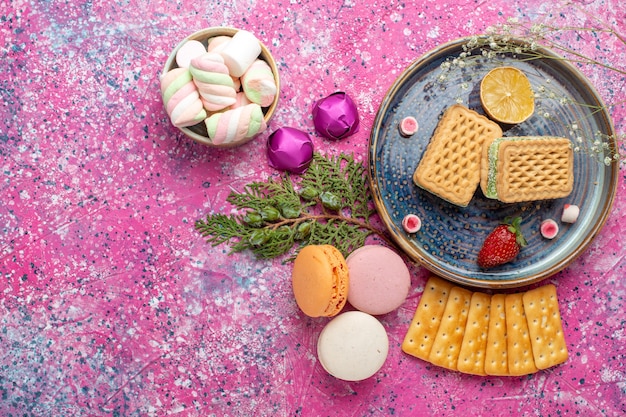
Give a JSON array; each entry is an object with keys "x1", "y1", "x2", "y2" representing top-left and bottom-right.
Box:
[
  {"x1": 189, "y1": 52, "x2": 237, "y2": 112},
  {"x1": 242, "y1": 59, "x2": 277, "y2": 107},
  {"x1": 160, "y1": 67, "x2": 207, "y2": 127},
  {"x1": 205, "y1": 103, "x2": 266, "y2": 145}
]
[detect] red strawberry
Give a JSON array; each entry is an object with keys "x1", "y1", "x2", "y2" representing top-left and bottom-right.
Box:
[{"x1": 477, "y1": 217, "x2": 527, "y2": 268}]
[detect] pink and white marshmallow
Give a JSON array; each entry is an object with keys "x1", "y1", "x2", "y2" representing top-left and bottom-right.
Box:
[
  {"x1": 561, "y1": 204, "x2": 580, "y2": 224},
  {"x1": 242, "y1": 59, "x2": 277, "y2": 107},
  {"x1": 189, "y1": 53, "x2": 237, "y2": 112},
  {"x1": 207, "y1": 35, "x2": 232, "y2": 54},
  {"x1": 175, "y1": 40, "x2": 207, "y2": 68},
  {"x1": 160, "y1": 67, "x2": 207, "y2": 127},
  {"x1": 204, "y1": 103, "x2": 267, "y2": 145}
]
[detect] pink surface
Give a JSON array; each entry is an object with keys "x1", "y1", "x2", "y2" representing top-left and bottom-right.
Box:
[{"x1": 1, "y1": 0, "x2": 625, "y2": 416}]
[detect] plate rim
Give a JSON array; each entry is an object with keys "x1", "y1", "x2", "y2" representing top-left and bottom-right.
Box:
[{"x1": 368, "y1": 35, "x2": 620, "y2": 289}]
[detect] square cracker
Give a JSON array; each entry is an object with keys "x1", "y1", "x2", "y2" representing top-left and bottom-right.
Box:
[
  {"x1": 485, "y1": 294, "x2": 509, "y2": 376},
  {"x1": 413, "y1": 104, "x2": 503, "y2": 207},
  {"x1": 522, "y1": 284, "x2": 569, "y2": 370},
  {"x1": 505, "y1": 293, "x2": 538, "y2": 376},
  {"x1": 402, "y1": 276, "x2": 454, "y2": 361},
  {"x1": 457, "y1": 291, "x2": 491, "y2": 375},
  {"x1": 428, "y1": 286, "x2": 473, "y2": 371}
]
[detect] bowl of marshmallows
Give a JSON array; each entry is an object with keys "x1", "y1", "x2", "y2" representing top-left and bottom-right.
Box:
[{"x1": 160, "y1": 27, "x2": 280, "y2": 147}]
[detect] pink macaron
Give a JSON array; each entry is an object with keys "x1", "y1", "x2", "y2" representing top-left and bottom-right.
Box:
[{"x1": 346, "y1": 245, "x2": 411, "y2": 315}]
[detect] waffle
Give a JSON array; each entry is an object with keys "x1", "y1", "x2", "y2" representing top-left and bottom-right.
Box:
[
  {"x1": 413, "y1": 104, "x2": 503, "y2": 207},
  {"x1": 481, "y1": 136, "x2": 573, "y2": 203}
]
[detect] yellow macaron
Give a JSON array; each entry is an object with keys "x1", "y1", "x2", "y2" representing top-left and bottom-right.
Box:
[{"x1": 291, "y1": 245, "x2": 349, "y2": 318}]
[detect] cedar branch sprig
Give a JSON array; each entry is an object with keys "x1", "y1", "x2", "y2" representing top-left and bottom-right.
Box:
[{"x1": 194, "y1": 152, "x2": 393, "y2": 260}]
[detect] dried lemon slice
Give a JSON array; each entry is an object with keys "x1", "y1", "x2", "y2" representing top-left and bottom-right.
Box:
[{"x1": 480, "y1": 66, "x2": 535, "y2": 124}]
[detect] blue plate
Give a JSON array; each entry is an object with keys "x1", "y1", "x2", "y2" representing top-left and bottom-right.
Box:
[{"x1": 369, "y1": 37, "x2": 619, "y2": 289}]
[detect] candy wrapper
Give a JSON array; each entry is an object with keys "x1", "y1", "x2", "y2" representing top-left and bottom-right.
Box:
[
  {"x1": 312, "y1": 92, "x2": 360, "y2": 140},
  {"x1": 267, "y1": 127, "x2": 314, "y2": 174}
]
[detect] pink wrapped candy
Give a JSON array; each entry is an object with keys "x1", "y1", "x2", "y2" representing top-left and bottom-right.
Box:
[
  {"x1": 267, "y1": 127, "x2": 314, "y2": 174},
  {"x1": 402, "y1": 214, "x2": 421, "y2": 233},
  {"x1": 540, "y1": 219, "x2": 559, "y2": 239},
  {"x1": 312, "y1": 92, "x2": 360, "y2": 140}
]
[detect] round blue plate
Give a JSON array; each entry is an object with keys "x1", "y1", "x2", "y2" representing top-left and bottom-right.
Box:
[{"x1": 369, "y1": 37, "x2": 619, "y2": 289}]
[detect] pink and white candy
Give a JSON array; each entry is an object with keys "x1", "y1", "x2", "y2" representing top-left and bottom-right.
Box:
[
  {"x1": 561, "y1": 204, "x2": 580, "y2": 224},
  {"x1": 204, "y1": 103, "x2": 267, "y2": 145},
  {"x1": 242, "y1": 59, "x2": 277, "y2": 107},
  {"x1": 402, "y1": 214, "x2": 422, "y2": 233},
  {"x1": 160, "y1": 67, "x2": 207, "y2": 127},
  {"x1": 189, "y1": 53, "x2": 237, "y2": 112},
  {"x1": 207, "y1": 35, "x2": 232, "y2": 54},
  {"x1": 399, "y1": 116, "x2": 419, "y2": 137},
  {"x1": 175, "y1": 40, "x2": 207, "y2": 68},
  {"x1": 540, "y1": 219, "x2": 559, "y2": 239}
]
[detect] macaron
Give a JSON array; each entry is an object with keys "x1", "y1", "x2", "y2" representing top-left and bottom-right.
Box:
[
  {"x1": 317, "y1": 311, "x2": 389, "y2": 381},
  {"x1": 292, "y1": 245, "x2": 349, "y2": 318},
  {"x1": 346, "y1": 245, "x2": 411, "y2": 315}
]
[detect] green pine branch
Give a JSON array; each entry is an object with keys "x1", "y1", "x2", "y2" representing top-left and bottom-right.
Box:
[{"x1": 194, "y1": 152, "x2": 393, "y2": 260}]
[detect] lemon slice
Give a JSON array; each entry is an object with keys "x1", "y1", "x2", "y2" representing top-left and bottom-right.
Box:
[{"x1": 480, "y1": 66, "x2": 535, "y2": 124}]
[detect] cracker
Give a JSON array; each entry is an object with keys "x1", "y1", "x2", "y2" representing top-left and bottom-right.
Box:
[
  {"x1": 482, "y1": 136, "x2": 573, "y2": 203},
  {"x1": 428, "y1": 286, "x2": 473, "y2": 371},
  {"x1": 413, "y1": 104, "x2": 503, "y2": 207},
  {"x1": 484, "y1": 294, "x2": 509, "y2": 376},
  {"x1": 457, "y1": 291, "x2": 491, "y2": 375},
  {"x1": 402, "y1": 276, "x2": 454, "y2": 361},
  {"x1": 505, "y1": 293, "x2": 538, "y2": 376},
  {"x1": 522, "y1": 284, "x2": 569, "y2": 370}
]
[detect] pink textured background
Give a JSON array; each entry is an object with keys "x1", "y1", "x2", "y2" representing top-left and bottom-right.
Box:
[{"x1": 1, "y1": 0, "x2": 625, "y2": 416}]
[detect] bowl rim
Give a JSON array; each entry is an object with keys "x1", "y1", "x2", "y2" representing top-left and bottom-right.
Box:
[{"x1": 161, "y1": 27, "x2": 280, "y2": 148}]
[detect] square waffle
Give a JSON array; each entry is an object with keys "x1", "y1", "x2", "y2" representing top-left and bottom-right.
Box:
[
  {"x1": 482, "y1": 136, "x2": 573, "y2": 203},
  {"x1": 413, "y1": 104, "x2": 503, "y2": 207}
]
